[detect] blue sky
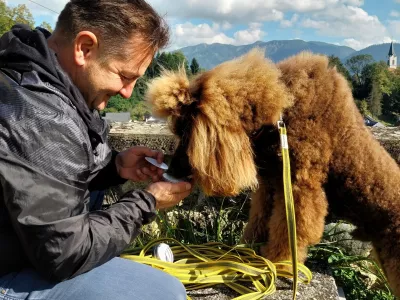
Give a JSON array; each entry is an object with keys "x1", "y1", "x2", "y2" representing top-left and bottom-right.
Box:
[{"x1": 7, "y1": 0, "x2": 400, "y2": 50}]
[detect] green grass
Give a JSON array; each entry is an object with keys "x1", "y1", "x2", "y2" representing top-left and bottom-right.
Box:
[{"x1": 308, "y1": 223, "x2": 395, "y2": 300}]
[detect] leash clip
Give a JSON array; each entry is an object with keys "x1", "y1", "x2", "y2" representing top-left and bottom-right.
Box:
[
  {"x1": 277, "y1": 114, "x2": 285, "y2": 129},
  {"x1": 277, "y1": 114, "x2": 289, "y2": 150}
]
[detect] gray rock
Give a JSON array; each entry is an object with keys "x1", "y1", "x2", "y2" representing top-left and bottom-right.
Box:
[
  {"x1": 187, "y1": 263, "x2": 339, "y2": 300},
  {"x1": 323, "y1": 223, "x2": 373, "y2": 257}
]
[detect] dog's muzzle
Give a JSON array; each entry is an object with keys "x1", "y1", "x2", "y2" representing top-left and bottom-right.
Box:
[{"x1": 164, "y1": 142, "x2": 193, "y2": 182}]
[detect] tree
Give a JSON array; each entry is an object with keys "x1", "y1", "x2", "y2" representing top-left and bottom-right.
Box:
[
  {"x1": 130, "y1": 101, "x2": 151, "y2": 121},
  {"x1": 355, "y1": 99, "x2": 370, "y2": 117},
  {"x1": 382, "y1": 73, "x2": 400, "y2": 117},
  {"x1": 345, "y1": 54, "x2": 374, "y2": 86},
  {"x1": 156, "y1": 51, "x2": 190, "y2": 74},
  {"x1": 328, "y1": 55, "x2": 351, "y2": 84},
  {"x1": 368, "y1": 79, "x2": 382, "y2": 117},
  {"x1": 190, "y1": 58, "x2": 200, "y2": 75},
  {"x1": 39, "y1": 21, "x2": 53, "y2": 32},
  {"x1": 8, "y1": 4, "x2": 34, "y2": 28},
  {"x1": 106, "y1": 95, "x2": 132, "y2": 112},
  {"x1": 0, "y1": 2, "x2": 35, "y2": 36}
]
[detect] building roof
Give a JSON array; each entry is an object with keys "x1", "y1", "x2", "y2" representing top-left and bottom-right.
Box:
[
  {"x1": 388, "y1": 41, "x2": 396, "y2": 57},
  {"x1": 104, "y1": 112, "x2": 131, "y2": 122}
]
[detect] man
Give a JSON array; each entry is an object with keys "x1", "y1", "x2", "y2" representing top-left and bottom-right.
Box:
[{"x1": 0, "y1": 1, "x2": 190, "y2": 299}]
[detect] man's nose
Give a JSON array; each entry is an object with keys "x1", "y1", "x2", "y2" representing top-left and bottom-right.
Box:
[{"x1": 119, "y1": 81, "x2": 136, "y2": 99}]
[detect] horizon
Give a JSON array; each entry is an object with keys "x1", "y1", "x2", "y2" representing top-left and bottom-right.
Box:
[
  {"x1": 177, "y1": 39, "x2": 400, "y2": 52},
  {"x1": 7, "y1": 0, "x2": 400, "y2": 51}
]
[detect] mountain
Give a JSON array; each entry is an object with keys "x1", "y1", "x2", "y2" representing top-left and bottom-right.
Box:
[
  {"x1": 344, "y1": 43, "x2": 399, "y2": 63},
  {"x1": 177, "y1": 40, "x2": 356, "y2": 70}
]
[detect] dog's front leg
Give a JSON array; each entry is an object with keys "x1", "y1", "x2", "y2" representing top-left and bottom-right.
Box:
[
  {"x1": 242, "y1": 176, "x2": 276, "y2": 244},
  {"x1": 261, "y1": 182, "x2": 328, "y2": 264}
]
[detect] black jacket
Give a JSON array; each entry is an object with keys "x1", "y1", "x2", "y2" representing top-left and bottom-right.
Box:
[{"x1": 0, "y1": 25, "x2": 156, "y2": 281}]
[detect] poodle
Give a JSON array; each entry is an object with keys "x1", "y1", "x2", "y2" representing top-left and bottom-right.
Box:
[{"x1": 145, "y1": 49, "x2": 400, "y2": 296}]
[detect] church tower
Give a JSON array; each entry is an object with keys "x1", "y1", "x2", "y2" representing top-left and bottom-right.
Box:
[{"x1": 388, "y1": 41, "x2": 397, "y2": 69}]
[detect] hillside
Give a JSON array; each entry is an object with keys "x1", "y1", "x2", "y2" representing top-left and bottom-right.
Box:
[
  {"x1": 178, "y1": 40, "x2": 356, "y2": 69},
  {"x1": 177, "y1": 40, "x2": 398, "y2": 70},
  {"x1": 344, "y1": 43, "x2": 400, "y2": 63}
]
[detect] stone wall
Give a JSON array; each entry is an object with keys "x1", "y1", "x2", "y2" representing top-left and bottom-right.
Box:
[{"x1": 109, "y1": 122, "x2": 400, "y2": 164}]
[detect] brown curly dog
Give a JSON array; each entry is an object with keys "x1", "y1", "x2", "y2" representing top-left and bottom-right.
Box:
[{"x1": 145, "y1": 49, "x2": 400, "y2": 296}]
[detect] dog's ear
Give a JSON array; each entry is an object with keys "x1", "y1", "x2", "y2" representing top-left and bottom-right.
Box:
[
  {"x1": 145, "y1": 67, "x2": 194, "y2": 118},
  {"x1": 188, "y1": 113, "x2": 259, "y2": 196}
]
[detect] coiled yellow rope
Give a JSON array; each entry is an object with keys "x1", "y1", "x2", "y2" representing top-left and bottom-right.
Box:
[{"x1": 121, "y1": 238, "x2": 311, "y2": 300}]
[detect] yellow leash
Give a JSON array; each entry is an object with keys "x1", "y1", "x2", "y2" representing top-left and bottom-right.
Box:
[
  {"x1": 121, "y1": 238, "x2": 311, "y2": 300},
  {"x1": 121, "y1": 117, "x2": 309, "y2": 299},
  {"x1": 278, "y1": 118, "x2": 299, "y2": 300}
]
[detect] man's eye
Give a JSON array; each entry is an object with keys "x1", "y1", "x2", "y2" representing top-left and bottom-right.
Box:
[{"x1": 121, "y1": 74, "x2": 137, "y2": 81}]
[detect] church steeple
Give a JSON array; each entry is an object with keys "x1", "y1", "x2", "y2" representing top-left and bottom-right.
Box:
[{"x1": 388, "y1": 41, "x2": 397, "y2": 69}]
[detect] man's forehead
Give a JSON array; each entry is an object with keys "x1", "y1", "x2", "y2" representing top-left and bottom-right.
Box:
[{"x1": 119, "y1": 53, "x2": 153, "y2": 75}]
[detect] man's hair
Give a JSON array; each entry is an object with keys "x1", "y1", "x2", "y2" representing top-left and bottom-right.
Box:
[{"x1": 55, "y1": 0, "x2": 170, "y2": 61}]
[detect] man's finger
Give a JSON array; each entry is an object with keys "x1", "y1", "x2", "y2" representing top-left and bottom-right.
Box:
[
  {"x1": 133, "y1": 146, "x2": 157, "y2": 158},
  {"x1": 136, "y1": 169, "x2": 149, "y2": 181},
  {"x1": 156, "y1": 150, "x2": 164, "y2": 164},
  {"x1": 167, "y1": 182, "x2": 192, "y2": 194}
]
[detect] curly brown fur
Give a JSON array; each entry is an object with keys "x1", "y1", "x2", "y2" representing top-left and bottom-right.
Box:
[{"x1": 146, "y1": 48, "x2": 400, "y2": 296}]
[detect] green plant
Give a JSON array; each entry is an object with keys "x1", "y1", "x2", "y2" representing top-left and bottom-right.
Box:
[{"x1": 308, "y1": 226, "x2": 395, "y2": 300}]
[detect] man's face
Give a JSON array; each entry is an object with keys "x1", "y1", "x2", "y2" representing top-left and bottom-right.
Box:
[{"x1": 73, "y1": 36, "x2": 153, "y2": 110}]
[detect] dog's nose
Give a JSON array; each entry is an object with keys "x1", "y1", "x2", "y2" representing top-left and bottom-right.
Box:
[{"x1": 166, "y1": 154, "x2": 192, "y2": 180}]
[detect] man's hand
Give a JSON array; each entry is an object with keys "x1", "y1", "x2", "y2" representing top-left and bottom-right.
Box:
[
  {"x1": 116, "y1": 146, "x2": 164, "y2": 182},
  {"x1": 146, "y1": 181, "x2": 192, "y2": 210}
]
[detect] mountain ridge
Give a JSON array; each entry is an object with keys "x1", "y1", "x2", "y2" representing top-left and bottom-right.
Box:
[{"x1": 175, "y1": 40, "x2": 398, "y2": 70}]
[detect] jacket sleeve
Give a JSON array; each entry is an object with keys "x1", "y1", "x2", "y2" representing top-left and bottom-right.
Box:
[
  {"x1": 0, "y1": 148, "x2": 156, "y2": 281},
  {"x1": 88, "y1": 149, "x2": 127, "y2": 191}
]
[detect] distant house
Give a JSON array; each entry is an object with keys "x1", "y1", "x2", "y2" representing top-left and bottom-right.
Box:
[
  {"x1": 364, "y1": 115, "x2": 384, "y2": 127},
  {"x1": 104, "y1": 112, "x2": 131, "y2": 123}
]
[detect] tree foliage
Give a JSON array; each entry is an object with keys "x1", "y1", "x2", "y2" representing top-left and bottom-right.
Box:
[
  {"x1": 0, "y1": 1, "x2": 53, "y2": 36},
  {"x1": 190, "y1": 58, "x2": 200, "y2": 75},
  {"x1": 328, "y1": 55, "x2": 352, "y2": 84},
  {"x1": 39, "y1": 21, "x2": 53, "y2": 33},
  {"x1": 346, "y1": 54, "x2": 374, "y2": 86},
  {"x1": 0, "y1": 2, "x2": 35, "y2": 36}
]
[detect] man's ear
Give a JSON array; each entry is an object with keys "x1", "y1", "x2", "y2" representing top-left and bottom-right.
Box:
[{"x1": 73, "y1": 31, "x2": 99, "y2": 66}]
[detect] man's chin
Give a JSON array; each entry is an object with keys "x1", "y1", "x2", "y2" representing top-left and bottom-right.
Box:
[{"x1": 94, "y1": 99, "x2": 109, "y2": 111}]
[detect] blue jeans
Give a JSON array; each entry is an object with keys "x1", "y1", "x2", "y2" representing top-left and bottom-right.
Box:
[
  {"x1": 0, "y1": 258, "x2": 186, "y2": 300},
  {"x1": 0, "y1": 192, "x2": 187, "y2": 300}
]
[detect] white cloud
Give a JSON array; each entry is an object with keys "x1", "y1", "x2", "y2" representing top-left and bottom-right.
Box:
[
  {"x1": 171, "y1": 22, "x2": 234, "y2": 50},
  {"x1": 280, "y1": 14, "x2": 299, "y2": 28},
  {"x1": 388, "y1": 20, "x2": 400, "y2": 37},
  {"x1": 233, "y1": 23, "x2": 266, "y2": 45},
  {"x1": 391, "y1": 10, "x2": 400, "y2": 17},
  {"x1": 342, "y1": 38, "x2": 365, "y2": 49},
  {"x1": 148, "y1": 0, "x2": 286, "y2": 24},
  {"x1": 148, "y1": 0, "x2": 365, "y2": 24},
  {"x1": 301, "y1": 5, "x2": 390, "y2": 49},
  {"x1": 169, "y1": 22, "x2": 267, "y2": 50},
  {"x1": 220, "y1": 21, "x2": 233, "y2": 30}
]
